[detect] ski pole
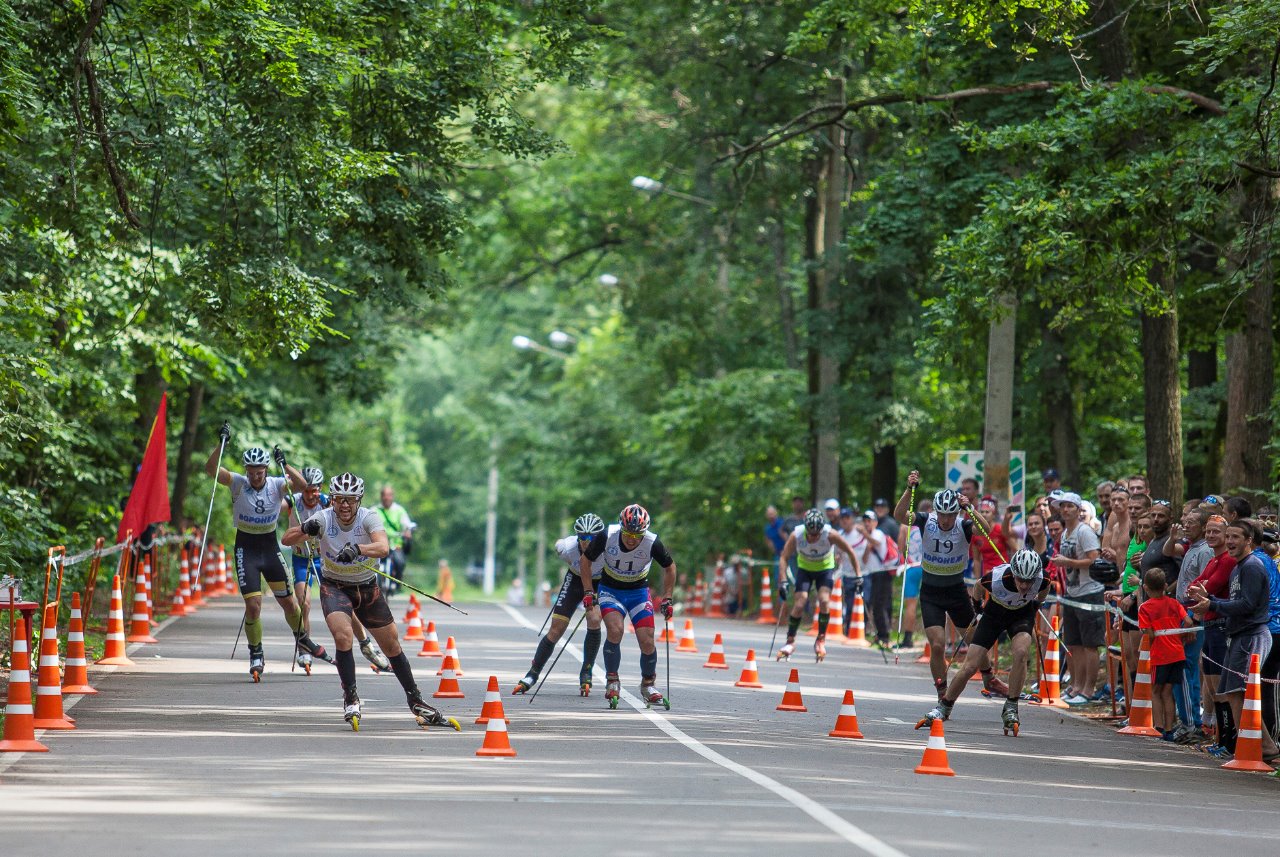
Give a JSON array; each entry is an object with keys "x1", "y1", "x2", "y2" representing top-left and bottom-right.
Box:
[
  {"x1": 535, "y1": 605, "x2": 556, "y2": 638},
  {"x1": 528, "y1": 612, "x2": 585, "y2": 704},
  {"x1": 767, "y1": 575, "x2": 790, "y2": 658},
  {"x1": 665, "y1": 608, "x2": 672, "y2": 706},
  {"x1": 365, "y1": 564, "x2": 469, "y2": 616},
  {"x1": 197, "y1": 426, "x2": 228, "y2": 612}
]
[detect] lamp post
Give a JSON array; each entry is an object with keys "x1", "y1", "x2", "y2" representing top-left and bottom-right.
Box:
[
  {"x1": 630, "y1": 175, "x2": 713, "y2": 207},
  {"x1": 512, "y1": 334, "x2": 568, "y2": 360}
]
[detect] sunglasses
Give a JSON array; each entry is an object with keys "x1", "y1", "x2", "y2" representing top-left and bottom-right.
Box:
[
  {"x1": 1202, "y1": 496, "x2": 1221, "y2": 505},
  {"x1": 620, "y1": 529, "x2": 645, "y2": 538},
  {"x1": 1151, "y1": 499, "x2": 1172, "y2": 508}
]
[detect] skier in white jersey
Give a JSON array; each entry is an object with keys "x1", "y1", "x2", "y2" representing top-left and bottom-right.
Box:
[
  {"x1": 775, "y1": 509, "x2": 860, "y2": 662},
  {"x1": 283, "y1": 472, "x2": 459, "y2": 732},
  {"x1": 288, "y1": 467, "x2": 389, "y2": 674},
  {"x1": 894, "y1": 470, "x2": 1007, "y2": 700},
  {"x1": 513, "y1": 513, "x2": 607, "y2": 696},
  {"x1": 205, "y1": 428, "x2": 332, "y2": 681},
  {"x1": 580, "y1": 504, "x2": 677, "y2": 709},
  {"x1": 918, "y1": 549, "x2": 1050, "y2": 736}
]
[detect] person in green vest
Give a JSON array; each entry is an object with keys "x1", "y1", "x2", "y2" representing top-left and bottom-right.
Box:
[{"x1": 377, "y1": 485, "x2": 416, "y2": 594}]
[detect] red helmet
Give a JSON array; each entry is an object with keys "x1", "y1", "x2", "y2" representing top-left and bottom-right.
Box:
[{"x1": 619, "y1": 504, "x2": 650, "y2": 535}]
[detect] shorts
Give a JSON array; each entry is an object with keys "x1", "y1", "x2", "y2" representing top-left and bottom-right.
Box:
[
  {"x1": 903, "y1": 565, "x2": 923, "y2": 600},
  {"x1": 1153, "y1": 660, "x2": 1186, "y2": 686},
  {"x1": 1122, "y1": 592, "x2": 1139, "y2": 625},
  {"x1": 598, "y1": 583, "x2": 655, "y2": 630},
  {"x1": 551, "y1": 571, "x2": 600, "y2": 621},
  {"x1": 319, "y1": 577, "x2": 395, "y2": 630},
  {"x1": 1202, "y1": 622, "x2": 1228, "y2": 675},
  {"x1": 971, "y1": 603, "x2": 1037, "y2": 651},
  {"x1": 292, "y1": 554, "x2": 321, "y2": 589},
  {"x1": 1061, "y1": 591, "x2": 1107, "y2": 648},
  {"x1": 235, "y1": 532, "x2": 293, "y2": 599},
  {"x1": 1218, "y1": 628, "x2": 1272, "y2": 696},
  {"x1": 794, "y1": 568, "x2": 834, "y2": 594},
  {"x1": 920, "y1": 581, "x2": 975, "y2": 631}
]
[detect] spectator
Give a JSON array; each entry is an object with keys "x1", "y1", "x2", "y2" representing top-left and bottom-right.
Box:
[
  {"x1": 1042, "y1": 468, "x2": 1062, "y2": 496},
  {"x1": 722, "y1": 556, "x2": 742, "y2": 617},
  {"x1": 436, "y1": 558, "x2": 455, "y2": 603},
  {"x1": 1172, "y1": 506, "x2": 1213, "y2": 740},
  {"x1": 1128, "y1": 492, "x2": 1152, "y2": 524},
  {"x1": 1225, "y1": 496, "x2": 1253, "y2": 523},
  {"x1": 971, "y1": 495, "x2": 1015, "y2": 578},
  {"x1": 1110, "y1": 514, "x2": 1152, "y2": 702},
  {"x1": 1127, "y1": 474, "x2": 1149, "y2": 497},
  {"x1": 1096, "y1": 480, "x2": 1115, "y2": 530},
  {"x1": 1024, "y1": 511, "x2": 1049, "y2": 556},
  {"x1": 1100, "y1": 486, "x2": 1131, "y2": 565},
  {"x1": 836, "y1": 508, "x2": 862, "y2": 636},
  {"x1": 1189, "y1": 518, "x2": 1280, "y2": 763},
  {"x1": 1187, "y1": 514, "x2": 1235, "y2": 750},
  {"x1": 858, "y1": 511, "x2": 892, "y2": 647},
  {"x1": 763, "y1": 505, "x2": 787, "y2": 557},
  {"x1": 1141, "y1": 500, "x2": 1181, "y2": 595},
  {"x1": 823, "y1": 498, "x2": 841, "y2": 527},
  {"x1": 874, "y1": 497, "x2": 900, "y2": 546},
  {"x1": 1254, "y1": 528, "x2": 1280, "y2": 743},
  {"x1": 1049, "y1": 492, "x2": 1104, "y2": 705},
  {"x1": 1081, "y1": 499, "x2": 1102, "y2": 536},
  {"x1": 1138, "y1": 569, "x2": 1194, "y2": 740},
  {"x1": 377, "y1": 485, "x2": 416, "y2": 594},
  {"x1": 959, "y1": 477, "x2": 980, "y2": 508}
]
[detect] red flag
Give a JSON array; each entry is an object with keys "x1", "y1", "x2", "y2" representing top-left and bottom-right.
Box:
[{"x1": 117, "y1": 393, "x2": 171, "y2": 543}]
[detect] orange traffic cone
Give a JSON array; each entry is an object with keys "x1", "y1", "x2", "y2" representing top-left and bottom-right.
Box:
[
  {"x1": 171, "y1": 550, "x2": 192, "y2": 616},
  {"x1": 707, "y1": 562, "x2": 726, "y2": 618},
  {"x1": 476, "y1": 712, "x2": 517, "y2": 757},
  {"x1": 1118, "y1": 634, "x2": 1161, "y2": 736},
  {"x1": 126, "y1": 567, "x2": 158, "y2": 643},
  {"x1": 703, "y1": 633, "x2": 729, "y2": 670},
  {"x1": 436, "y1": 637, "x2": 464, "y2": 677},
  {"x1": 417, "y1": 621, "x2": 443, "y2": 657},
  {"x1": 96, "y1": 574, "x2": 135, "y2": 665},
  {"x1": 657, "y1": 618, "x2": 676, "y2": 643},
  {"x1": 63, "y1": 593, "x2": 98, "y2": 695},
  {"x1": 32, "y1": 603, "x2": 75, "y2": 730},
  {"x1": 1224, "y1": 653, "x2": 1272, "y2": 772},
  {"x1": 756, "y1": 570, "x2": 777, "y2": 624},
  {"x1": 0, "y1": 618, "x2": 48, "y2": 753},
  {"x1": 189, "y1": 550, "x2": 206, "y2": 606},
  {"x1": 475, "y1": 675, "x2": 510, "y2": 725},
  {"x1": 676, "y1": 619, "x2": 698, "y2": 653},
  {"x1": 826, "y1": 577, "x2": 846, "y2": 641},
  {"x1": 915, "y1": 641, "x2": 931, "y2": 664},
  {"x1": 1034, "y1": 615, "x2": 1069, "y2": 709},
  {"x1": 914, "y1": 718, "x2": 955, "y2": 776},
  {"x1": 433, "y1": 651, "x2": 465, "y2": 699},
  {"x1": 689, "y1": 573, "x2": 705, "y2": 616},
  {"x1": 828, "y1": 689, "x2": 864, "y2": 739},
  {"x1": 403, "y1": 594, "x2": 417, "y2": 625},
  {"x1": 404, "y1": 600, "x2": 425, "y2": 642},
  {"x1": 218, "y1": 545, "x2": 232, "y2": 594},
  {"x1": 776, "y1": 668, "x2": 808, "y2": 712},
  {"x1": 845, "y1": 592, "x2": 867, "y2": 645},
  {"x1": 735, "y1": 649, "x2": 764, "y2": 688}
]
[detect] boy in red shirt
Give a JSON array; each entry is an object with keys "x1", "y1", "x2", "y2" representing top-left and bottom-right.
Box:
[{"x1": 1139, "y1": 569, "x2": 1195, "y2": 739}]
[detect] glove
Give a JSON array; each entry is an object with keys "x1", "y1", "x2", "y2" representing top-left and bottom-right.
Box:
[
  {"x1": 852, "y1": 575, "x2": 864, "y2": 595},
  {"x1": 335, "y1": 543, "x2": 361, "y2": 563},
  {"x1": 778, "y1": 582, "x2": 790, "y2": 603},
  {"x1": 272, "y1": 445, "x2": 287, "y2": 468},
  {"x1": 301, "y1": 517, "x2": 322, "y2": 537},
  {"x1": 660, "y1": 597, "x2": 674, "y2": 620},
  {"x1": 218, "y1": 421, "x2": 231, "y2": 442},
  {"x1": 582, "y1": 591, "x2": 596, "y2": 610}
]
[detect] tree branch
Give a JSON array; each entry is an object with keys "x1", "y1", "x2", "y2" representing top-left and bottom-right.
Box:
[
  {"x1": 1236, "y1": 161, "x2": 1280, "y2": 179},
  {"x1": 497, "y1": 236, "x2": 623, "y2": 291}
]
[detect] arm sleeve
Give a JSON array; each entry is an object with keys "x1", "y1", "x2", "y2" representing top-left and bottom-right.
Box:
[
  {"x1": 651, "y1": 537, "x2": 674, "y2": 568},
  {"x1": 962, "y1": 520, "x2": 975, "y2": 542},
  {"x1": 584, "y1": 531, "x2": 608, "y2": 561}
]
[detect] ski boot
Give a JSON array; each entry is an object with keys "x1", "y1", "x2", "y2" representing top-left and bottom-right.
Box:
[
  {"x1": 934, "y1": 677, "x2": 948, "y2": 701},
  {"x1": 407, "y1": 687, "x2": 461, "y2": 731},
  {"x1": 814, "y1": 635, "x2": 827, "y2": 663},
  {"x1": 639, "y1": 677, "x2": 670, "y2": 710},
  {"x1": 343, "y1": 687, "x2": 361, "y2": 732},
  {"x1": 294, "y1": 630, "x2": 336, "y2": 665},
  {"x1": 777, "y1": 639, "x2": 796, "y2": 661},
  {"x1": 249, "y1": 644, "x2": 265, "y2": 683},
  {"x1": 579, "y1": 663, "x2": 594, "y2": 697},
  {"x1": 605, "y1": 672, "x2": 622, "y2": 710},
  {"x1": 916, "y1": 700, "x2": 953, "y2": 730},
  {"x1": 1002, "y1": 699, "x2": 1020, "y2": 737},
  {"x1": 512, "y1": 669, "x2": 538, "y2": 696},
  {"x1": 296, "y1": 651, "x2": 313, "y2": 675},
  {"x1": 982, "y1": 670, "x2": 1010, "y2": 698},
  {"x1": 358, "y1": 636, "x2": 391, "y2": 673}
]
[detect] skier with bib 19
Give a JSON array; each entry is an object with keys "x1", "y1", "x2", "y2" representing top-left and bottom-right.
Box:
[{"x1": 579, "y1": 504, "x2": 677, "y2": 709}]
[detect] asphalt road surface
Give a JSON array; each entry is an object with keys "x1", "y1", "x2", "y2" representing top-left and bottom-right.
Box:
[{"x1": 3, "y1": 594, "x2": 1279, "y2": 856}]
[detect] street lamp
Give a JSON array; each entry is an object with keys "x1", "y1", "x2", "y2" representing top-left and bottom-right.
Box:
[
  {"x1": 511, "y1": 334, "x2": 568, "y2": 360},
  {"x1": 599, "y1": 273, "x2": 619, "y2": 286},
  {"x1": 548, "y1": 330, "x2": 576, "y2": 348},
  {"x1": 629, "y1": 175, "x2": 713, "y2": 207}
]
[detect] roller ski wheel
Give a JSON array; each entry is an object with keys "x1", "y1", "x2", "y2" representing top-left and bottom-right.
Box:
[
  {"x1": 579, "y1": 665, "x2": 593, "y2": 697},
  {"x1": 776, "y1": 641, "x2": 795, "y2": 662},
  {"x1": 408, "y1": 690, "x2": 461, "y2": 732},
  {"x1": 982, "y1": 672, "x2": 1011, "y2": 698},
  {"x1": 296, "y1": 652, "x2": 313, "y2": 675},
  {"x1": 344, "y1": 688, "x2": 361, "y2": 732},
  {"x1": 359, "y1": 637, "x2": 392, "y2": 672},
  {"x1": 605, "y1": 673, "x2": 621, "y2": 709},
  {"x1": 915, "y1": 702, "x2": 952, "y2": 730},
  {"x1": 511, "y1": 671, "x2": 537, "y2": 696},
  {"x1": 981, "y1": 689, "x2": 1041, "y2": 704},
  {"x1": 1002, "y1": 700, "x2": 1020, "y2": 737},
  {"x1": 249, "y1": 645, "x2": 265, "y2": 683},
  {"x1": 814, "y1": 636, "x2": 827, "y2": 663}
]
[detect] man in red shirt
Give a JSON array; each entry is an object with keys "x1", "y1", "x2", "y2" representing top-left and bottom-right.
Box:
[
  {"x1": 1188, "y1": 514, "x2": 1235, "y2": 749},
  {"x1": 1138, "y1": 569, "x2": 1194, "y2": 738}
]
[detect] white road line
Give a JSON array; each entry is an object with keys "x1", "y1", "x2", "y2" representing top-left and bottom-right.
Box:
[{"x1": 498, "y1": 603, "x2": 911, "y2": 857}]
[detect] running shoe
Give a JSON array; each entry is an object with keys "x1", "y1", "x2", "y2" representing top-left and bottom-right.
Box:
[
  {"x1": 1089, "y1": 685, "x2": 1111, "y2": 702},
  {"x1": 1063, "y1": 693, "x2": 1091, "y2": 706}
]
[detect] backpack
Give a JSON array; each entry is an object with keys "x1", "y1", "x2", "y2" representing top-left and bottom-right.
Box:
[{"x1": 876, "y1": 530, "x2": 901, "y2": 565}]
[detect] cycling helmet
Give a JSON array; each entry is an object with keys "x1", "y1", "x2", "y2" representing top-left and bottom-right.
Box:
[
  {"x1": 302, "y1": 467, "x2": 324, "y2": 487},
  {"x1": 574, "y1": 513, "x2": 605, "y2": 538},
  {"x1": 619, "y1": 504, "x2": 650, "y2": 535},
  {"x1": 803, "y1": 509, "x2": 826, "y2": 533},
  {"x1": 1010, "y1": 549, "x2": 1043, "y2": 581},
  {"x1": 242, "y1": 447, "x2": 270, "y2": 467},
  {"x1": 933, "y1": 489, "x2": 961, "y2": 514},
  {"x1": 329, "y1": 472, "x2": 365, "y2": 498}
]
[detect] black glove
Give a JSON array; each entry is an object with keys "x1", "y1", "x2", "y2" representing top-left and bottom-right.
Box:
[
  {"x1": 335, "y1": 543, "x2": 361, "y2": 563},
  {"x1": 582, "y1": 591, "x2": 596, "y2": 610},
  {"x1": 852, "y1": 576, "x2": 864, "y2": 595},
  {"x1": 218, "y1": 421, "x2": 231, "y2": 442},
  {"x1": 778, "y1": 582, "x2": 790, "y2": 603},
  {"x1": 660, "y1": 597, "x2": 674, "y2": 619},
  {"x1": 272, "y1": 445, "x2": 287, "y2": 468},
  {"x1": 301, "y1": 517, "x2": 322, "y2": 537}
]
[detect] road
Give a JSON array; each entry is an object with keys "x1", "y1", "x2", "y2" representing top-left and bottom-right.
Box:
[{"x1": 2, "y1": 594, "x2": 1278, "y2": 857}]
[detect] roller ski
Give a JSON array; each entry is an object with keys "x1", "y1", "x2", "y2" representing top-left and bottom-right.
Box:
[
  {"x1": 296, "y1": 652, "x2": 313, "y2": 675},
  {"x1": 1001, "y1": 699, "x2": 1020, "y2": 737},
  {"x1": 776, "y1": 639, "x2": 796, "y2": 661},
  {"x1": 605, "y1": 672, "x2": 621, "y2": 709},
  {"x1": 579, "y1": 663, "x2": 594, "y2": 697},
  {"x1": 981, "y1": 671, "x2": 1010, "y2": 698},
  {"x1": 293, "y1": 630, "x2": 336, "y2": 665},
  {"x1": 814, "y1": 636, "x2": 827, "y2": 663},
  {"x1": 511, "y1": 669, "x2": 538, "y2": 696},
  {"x1": 249, "y1": 644, "x2": 265, "y2": 683},
  {"x1": 981, "y1": 689, "x2": 1041, "y2": 703},
  {"x1": 916, "y1": 701, "x2": 952, "y2": 730},
  {"x1": 407, "y1": 688, "x2": 461, "y2": 732},
  {"x1": 639, "y1": 677, "x2": 670, "y2": 711},
  {"x1": 358, "y1": 636, "x2": 391, "y2": 673},
  {"x1": 343, "y1": 687, "x2": 361, "y2": 732}
]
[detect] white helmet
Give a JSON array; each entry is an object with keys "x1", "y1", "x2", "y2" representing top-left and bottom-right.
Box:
[
  {"x1": 574, "y1": 513, "x2": 605, "y2": 538},
  {"x1": 329, "y1": 472, "x2": 365, "y2": 499},
  {"x1": 302, "y1": 467, "x2": 324, "y2": 487},
  {"x1": 933, "y1": 489, "x2": 961, "y2": 514},
  {"x1": 1010, "y1": 549, "x2": 1043, "y2": 581},
  {"x1": 242, "y1": 447, "x2": 270, "y2": 467}
]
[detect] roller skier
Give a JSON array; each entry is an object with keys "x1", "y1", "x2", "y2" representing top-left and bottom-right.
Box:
[{"x1": 774, "y1": 509, "x2": 860, "y2": 662}]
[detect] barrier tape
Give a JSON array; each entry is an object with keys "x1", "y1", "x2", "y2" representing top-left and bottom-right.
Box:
[
  {"x1": 1046, "y1": 592, "x2": 1204, "y2": 635},
  {"x1": 56, "y1": 534, "x2": 189, "y2": 568},
  {"x1": 1200, "y1": 651, "x2": 1280, "y2": 684}
]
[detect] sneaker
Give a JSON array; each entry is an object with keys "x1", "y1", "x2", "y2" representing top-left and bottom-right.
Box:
[
  {"x1": 1089, "y1": 685, "x2": 1111, "y2": 702},
  {"x1": 1114, "y1": 718, "x2": 1129, "y2": 729},
  {"x1": 1161, "y1": 730, "x2": 1177, "y2": 742},
  {"x1": 1206, "y1": 744, "x2": 1233, "y2": 760},
  {"x1": 1168, "y1": 723, "x2": 1193, "y2": 743},
  {"x1": 1063, "y1": 693, "x2": 1091, "y2": 706}
]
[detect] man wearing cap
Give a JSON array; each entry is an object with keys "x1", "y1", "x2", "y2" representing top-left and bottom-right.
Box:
[
  {"x1": 873, "y1": 497, "x2": 900, "y2": 544},
  {"x1": 1049, "y1": 492, "x2": 1104, "y2": 705},
  {"x1": 1042, "y1": 468, "x2": 1062, "y2": 496},
  {"x1": 823, "y1": 498, "x2": 841, "y2": 527}
]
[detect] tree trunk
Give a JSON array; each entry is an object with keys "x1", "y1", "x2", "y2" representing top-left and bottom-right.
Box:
[
  {"x1": 983, "y1": 294, "x2": 1018, "y2": 505},
  {"x1": 170, "y1": 381, "x2": 204, "y2": 525},
  {"x1": 1142, "y1": 265, "x2": 1184, "y2": 503},
  {"x1": 1088, "y1": 0, "x2": 1134, "y2": 81},
  {"x1": 1184, "y1": 347, "x2": 1216, "y2": 499},
  {"x1": 1041, "y1": 320, "x2": 1080, "y2": 490}
]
